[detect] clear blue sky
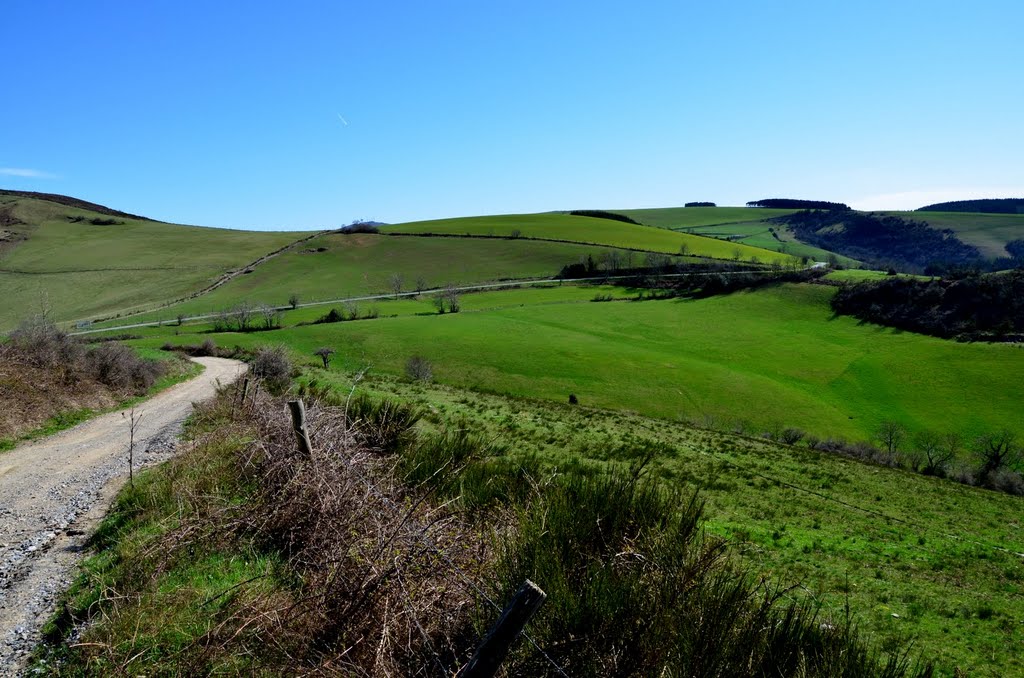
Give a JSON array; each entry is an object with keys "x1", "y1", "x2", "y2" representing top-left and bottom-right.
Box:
[{"x1": 3, "y1": 0, "x2": 1023, "y2": 230}]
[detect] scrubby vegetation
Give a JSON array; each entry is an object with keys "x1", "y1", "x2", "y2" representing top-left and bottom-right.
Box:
[
  {"x1": 36, "y1": 383, "x2": 932, "y2": 676},
  {"x1": 831, "y1": 270, "x2": 1024, "y2": 341},
  {"x1": 1, "y1": 316, "x2": 169, "y2": 442}
]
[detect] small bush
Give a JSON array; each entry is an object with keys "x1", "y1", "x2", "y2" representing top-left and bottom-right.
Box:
[
  {"x1": 250, "y1": 346, "x2": 293, "y2": 394},
  {"x1": 86, "y1": 343, "x2": 164, "y2": 393},
  {"x1": 405, "y1": 355, "x2": 433, "y2": 382},
  {"x1": 7, "y1": 315, "x2": 83, "y2": 370},
  {"x1": 338, "y1": 221, "x2": 380, "y2": 234},
  {"x1": 780, "y1": 428, "x2": 806, "y2": 445}
]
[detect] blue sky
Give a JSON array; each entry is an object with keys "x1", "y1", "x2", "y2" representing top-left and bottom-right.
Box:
[{"x1": 3, "y1": 0, "x2": 1023, "y2": 230}]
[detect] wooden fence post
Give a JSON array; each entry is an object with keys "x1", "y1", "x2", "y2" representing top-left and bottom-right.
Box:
[
  {"x1": 287, "y1": 399, "x2": 313, "y2": 455},
  {"x1": 460, "y1": 580, "x2": 547, "y2": 678}
]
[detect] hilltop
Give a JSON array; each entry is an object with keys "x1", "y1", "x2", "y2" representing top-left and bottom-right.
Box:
[{"x1": 917, "y1": 198, "x2": 1024, "y2": 214}]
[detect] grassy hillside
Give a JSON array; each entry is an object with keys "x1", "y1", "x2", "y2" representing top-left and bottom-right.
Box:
[
  {"x1": 883, "y1": 210, "x2": 1024, "y2": 259},
  {"x1": 385, "y1": 212, "x2": 796, "y2": 264},
  {"x1": 85, "y1": 234, "x2": 657, "y2": 328},
  {"x1": 0, "y1": 195, "x2": 312, "y2": 329},
  {"x1": 617, "y1": 205, "x2": 797, "y2": 228},
  {"x1": 618, "y1": 206, "x2": 860, "y2": 264},
  {"x1": 129, "y1": 283, "x2": 1024, "y2": 444}
]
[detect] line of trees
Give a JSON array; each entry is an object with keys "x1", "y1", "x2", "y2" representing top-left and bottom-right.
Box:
[
  {"x1": 747, "y1": 199, "x2": 851, "y2": 210},
  {"x1": 765, "y1": 421, "x2": 1022, "y2": 496},
  {"x1": 211, "y1": 302, "x2": 283, "y2": 332},
  {"x1": 567, "y1": 209, "x2": 641, "y2": 224}
]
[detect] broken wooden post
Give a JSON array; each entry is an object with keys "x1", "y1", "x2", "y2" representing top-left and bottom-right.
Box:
[
  {"x1": 287, "y1": 399, "x2": 313, "y2": 455},
  {"x1": 460, "y1": 579, "x2": 547, "y2": 678}
]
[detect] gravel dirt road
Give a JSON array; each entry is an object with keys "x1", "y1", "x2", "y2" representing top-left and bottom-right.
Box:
[{"x1": 0, "y1": 357, "x2": 245, "y2": 675}]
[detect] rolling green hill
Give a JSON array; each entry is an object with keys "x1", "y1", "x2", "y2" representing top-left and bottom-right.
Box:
[
  {"x1": 86, "y1": 233, "x2": 652, "y2": 327},
  {"x1": 0, "y1": 194, "x2": 313, "y2": 330},
  {"x1": 384, "y1": 212, "x2": 796, "y2": 264}
]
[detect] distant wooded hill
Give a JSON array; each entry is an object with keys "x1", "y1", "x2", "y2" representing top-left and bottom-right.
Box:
[
  {"x1": 917, "y1": 198, "x2": 1024, "y2": 214},
  {"x1": 772, "y1": 210, "x2": 982, "y2": 272}
]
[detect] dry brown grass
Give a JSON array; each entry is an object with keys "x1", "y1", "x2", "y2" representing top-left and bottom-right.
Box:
[{"x1": 62, "y1": 385, "x2": 487, "y2": 675}]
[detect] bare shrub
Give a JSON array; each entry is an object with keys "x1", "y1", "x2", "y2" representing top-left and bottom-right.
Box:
[
  {"x1": 405, "y1": 355, "x2": 433, "y2": 382},
  {"x1": 313, "y1": 346, "x2": 335, "y2": 369},
  {"x1": 86, "y1": 343, "x2": 164, "y2": 393},
  {"x1": 7, "y1": 315, "x2": 83, "y2": 371},
  {"x1": 974, "y1": 430, "x2": 1020, "y2": 487},
  {"x1": 780, "y1": 428, "x2": 806, "y2": 445},
  {"x1": 257, "y1": 303, "x2": 281, "y2": 330},
  {"x1": 250, "y1": 346, "x2": 292, "y2": 394}
]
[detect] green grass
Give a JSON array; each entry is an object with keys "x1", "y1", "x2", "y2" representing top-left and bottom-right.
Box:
[
  {"x1": 301, "y1": 370, "x2": 1022, "y2": 676},
  {"x1": 385, "y1": 374, "x2": 1024, "y2": 675},
  {"x1": 83, "y1": 234, "x2": 664, "y2": 329},
  {"x1": 87, "y1": 283, "x2": 639, "y2": 333},
  {"x1": 0, "y1": 196, "x2": 312, "y2": 330},
  {"x1": 385, "y1": 212, "x2": 796, "y2": 264},
  {"x1": 616, "y1": 206, "x2": 798, "y2": 228},
  {"x1": 133, "y1": 283, "x2": 1024, "y2": 445},
  {"x1": 884, "y1": 210, "x2": 1024, "y2": 259}
]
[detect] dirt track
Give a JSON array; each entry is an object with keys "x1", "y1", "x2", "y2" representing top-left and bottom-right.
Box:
[{"x1": 0, "y1": 357, "x2": 245, "y2": 674}]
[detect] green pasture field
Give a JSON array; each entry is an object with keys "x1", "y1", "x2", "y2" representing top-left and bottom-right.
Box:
[
  {"x1": 825, "y1": 269, "x2": 894, "y2": 282},
  {"x1": 385, "y1": 212, "x2": 795, "y2": 264},
  {"x1": 0, "y1": 196, "x2": 311, "y2": 330},
  {"x1": 616, "y1": 206, "x2": 797, "y2": 229},
  {"x1": 89, "y1": 284, "x2": 638, "y2": 335},
  {"x1": 133, "y1": 283, "x2": 1024, "y2": 445},
  {"x1": 296, "y1": 370, "x2": 1022, "y2": 676},
  {"x1": 82, "y1": 235, "x2": 652, "y2": 329},
  {"x1": 884, "y1": 210, "x2": 1024, "y2": 259},
  {"x1": 616, "y1": 206, "x2": 860, "y2": 265}
]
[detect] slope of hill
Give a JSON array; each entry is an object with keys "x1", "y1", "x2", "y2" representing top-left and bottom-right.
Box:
[
  {"x1": 617, "y1": 206, "x2": 859, "y2": 264},
  {"x1": 384, "y1": 212, "x2": 795, "y2": 264},
  {"x1": 881, "y1": 210, "x2": 1024, "y2": 259},
  {"x1": 773, "y1": 210, "x2": 982, "y2": 272},
  {"x1": 86, "y1": 232, "x2": 654, "y2": 327},
  {"x1": 0, "y1": 194, "x2": 314, "y2": 330}
]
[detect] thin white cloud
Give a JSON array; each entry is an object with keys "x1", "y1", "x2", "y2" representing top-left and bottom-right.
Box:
[
  {"x1": 854, "y1": 187, "x2": 1024, "y2": 211},
  {"x1": 0, "y1": 167, "x2": 58, "y2": 179}
]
